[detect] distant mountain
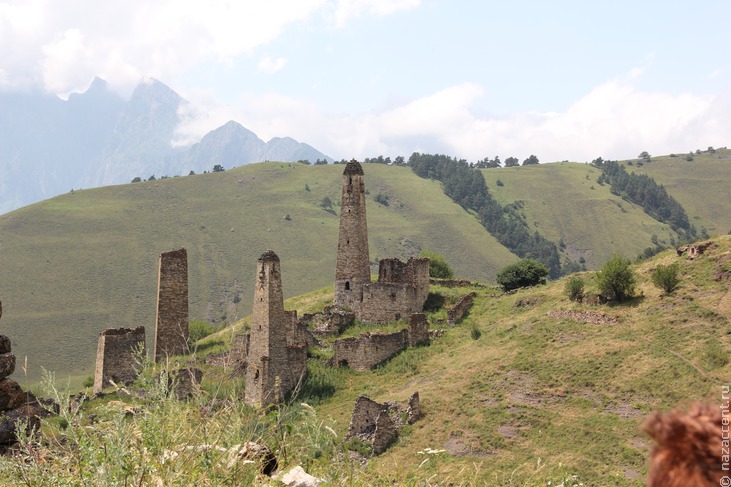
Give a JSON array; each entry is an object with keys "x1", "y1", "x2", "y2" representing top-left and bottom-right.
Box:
[
  {"x1": 181, "y1": 121, "x2": 329, "y2": 174},
  {"x1": 0, "y1": 78, "x2": 332, "y2": 213}
]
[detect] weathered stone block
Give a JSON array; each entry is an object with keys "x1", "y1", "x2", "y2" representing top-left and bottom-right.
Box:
[
  {"x1": 0, "y1": 352, "x2": 15, "y2": 380},
  {"x1": 0, "y1": 379, "x2": 24, "y2": 411},
  {"x1": 0, "y1": 405, "x2": 41, "y2": 445},
  {"x1": 0, "y1": 334, "x2": 10, "y2": 354}
]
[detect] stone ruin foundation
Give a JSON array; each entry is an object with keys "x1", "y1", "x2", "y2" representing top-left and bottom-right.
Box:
[
  {"x1": 330, "y1": 313, "x2": 430, "y2": 371},
  {"x1": 345, "y1": 392, "x2": 422, "y2": 456},
  {"x1": 93, "y1": 326, "x2": 146, "y2": 394},
  {"x1": 676, "y1": 241, "x2": 714, "y2": 260},
  {"x1": 154, "y1": 248, "x2": 189, "y2": 362},
  {"x1": 447, "y1": 292, "x2": 477, "y2": 325}
]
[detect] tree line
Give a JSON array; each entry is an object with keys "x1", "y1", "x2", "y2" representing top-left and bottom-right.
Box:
[
  {"x1": 407, "y1": 152, "x2": 570, "y2": 278},
  {"x1": 592, "y1": 159, "x2": 695, "y2": 237}
]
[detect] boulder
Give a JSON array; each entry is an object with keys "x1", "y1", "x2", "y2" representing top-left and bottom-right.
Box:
[
  {"x1": 0, "y1": 379, "x2": 25, "y2": 411},
  {"x1": 0, "y1": 352, "x2": 15, "y2": 380},
  {"x1": 0, "y1": 405, "x2": 42, "y2": 444}
]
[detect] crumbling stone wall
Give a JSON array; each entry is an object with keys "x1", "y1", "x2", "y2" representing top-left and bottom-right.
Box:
[
  {"x1": 447, "y1": 292, "x2": 477, "y2": 325},
  {"x1": 154, "y1": 248, "x2": 189, "y2": 362},
  {"x1": 356, "y1": 258, "x2": 430, "y2": 323},
  {"x1": 345, "y1": 393, "x2": 422, "y2": 456},
  {"x1": 358, "y1": 283, "x2": 420, "y2": 323},
  {"x1": 93, "y1": 326, "x2": 145, "y2": 394},
  {"x1": 378, "y1": 257, "x2": 430, "y2": 305},
  {"x1": 407, "y1": 313, "x2": 430, "y2": 347},
  {"x1": 331, "y1": 330, "x2": 408, "y2": 371},
  {"x1": 302, "y1": 306, "x2": 355, "y2": 336},
  {"x1": 677, "y1": 241, "x2": 714, "y2": 260},
  {"x1": 245, "y1": 251, "x2": 307, "y2": 407},
  {"x1": 331, "y1": 314, "x2": 430, "y2": 371}
]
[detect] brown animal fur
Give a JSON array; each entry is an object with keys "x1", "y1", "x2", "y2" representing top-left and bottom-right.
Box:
[{"x1": 643, "y1": 402, "x2": 727, "y2": 486}]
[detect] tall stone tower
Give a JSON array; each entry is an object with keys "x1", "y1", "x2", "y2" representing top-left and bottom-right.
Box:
[
  {"x1": 335, "y1": 160, "x2": 371, "y2": 310},
  {"x1": 153, "y1": 248, "x2": 189, "y2": 362},
  {"x1": 245, "y1": 250, "x2": 291, "y2": 407}
]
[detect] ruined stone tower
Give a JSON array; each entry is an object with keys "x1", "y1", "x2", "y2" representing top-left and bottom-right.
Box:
[
  {"x1": 335, "y1": 160, "x2": 371, "y2": 310},
  {"x1": 245, "y1": 250, "x2": 299, "y2": 407},
  {"x1": 153, "y1": 248, "x2": 189, "y2": 362}
]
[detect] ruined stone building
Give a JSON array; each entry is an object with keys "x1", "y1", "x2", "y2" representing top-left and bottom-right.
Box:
[
  {"x1": 244, "y1": 250, "x2": 307, "y2": 408},
  {"x1": 334, "y1": 161, "x2": 430, "y2": 323},
  {"x1": 330, "y1": 313, "x2": 430, "y2": 371},
  {"x1": 93, "y1": 326, "x2": 146, "y2": 394},
  {"x1": 154, "y1": 248, "x2": 189, "y2": 362}
]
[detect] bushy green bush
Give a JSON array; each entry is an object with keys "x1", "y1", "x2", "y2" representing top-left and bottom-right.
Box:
[
  {"x1": 419, "y1": 251, "x2": 454, "y2": 279},
  {"x1": 496, "y1": 259, "x2": 549, "y2": 292},
  {"x1": 188, "y1": 321, "x2": 215, "y2": 343},
  {"x1": 564, "y1": 276, "x2": 585, "y2": 302},
  {"x1": 596, "y1": 254, "x2": 636, "y2": 302},
  {"x1": 651, "y1": 263, "x2": 680, "y2": 293}
]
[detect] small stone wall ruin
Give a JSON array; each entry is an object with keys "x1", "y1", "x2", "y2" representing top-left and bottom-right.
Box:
[
  {"x1": 93, "y1": 326, "x2": 146, "y2": 394},
  {"x1": 676, "y1": 241, "x2": 714, "y2": 260},
  {"x1": 345, "y1": 392, "x2": 422, "y2": 455},
  {"x1": 302, "y1": 305, "x2": 355, "y2": 336},
  {"x1": 447, "y1": 292, "x2": 477, "y2": 325},
  {"x1": 154, "y1": 248, "x2": 189, "y2": 362},
  {"x1": 331, "y1": 313, "x2": 430, "y2": 371}
]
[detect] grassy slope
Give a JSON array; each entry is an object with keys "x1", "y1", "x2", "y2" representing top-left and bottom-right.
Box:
[
  {"x1": 0, "y1": 162, "x2": 516, "y2": 381},
  {"x1": 625, "y1": 148, "x2": 731, "y2": 235},
  {"x1": 481, "y1": 163, "x2": 677, "y2": 268},
  {"x1": 299, "y1": 236, "x2": 731, "y2": 485}
]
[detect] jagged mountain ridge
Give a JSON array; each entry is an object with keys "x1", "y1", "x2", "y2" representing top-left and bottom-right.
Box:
[{"x1": 0, "y1": 78, "x2": 332, "y2": 213}]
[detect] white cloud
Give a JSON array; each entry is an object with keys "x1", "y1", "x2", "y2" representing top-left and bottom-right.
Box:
[
  {"x1": 257, "y1": 56, "x2": 288, "y2": 74},
  {"x1": 174, "y1": 73, "x2": 726, "y2": 163},
  {"x1": 327, "y1": 0, "x2": 421, "y2": 27},
  {"x1": 0, "y1": 0, "x2": 333, "y2": 95}
]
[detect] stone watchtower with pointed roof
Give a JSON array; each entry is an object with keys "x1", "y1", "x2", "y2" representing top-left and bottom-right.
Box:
[
  {"x1": 334, "y1": 160, "x2": 371, "y2": 310},
  {"x1": 245, "y1": 250, "x2": 305, "y2": 407}
]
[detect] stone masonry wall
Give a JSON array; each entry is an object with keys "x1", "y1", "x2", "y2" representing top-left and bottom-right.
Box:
[
  {"x1": 378, "y1": 257, "x2": 431, "y2": 306},
  {"x1": 154, "y1": 248, "x2": 189, "y2": 362},
  {"x1": 93, "y1": 326, "x2": 146, "y2": 394},
  {"x1": 358, "y1": 282, "x2": 422, "y2": 323},
  {"x1": 407, "y1": 313, "x2": 430, "y2": 347},
  {"x1": 331, "y1": 330, "x2": 408, "y2": 371},
  {"x1": 447, "y1": 292, "x2": 477, "y2": 325}
]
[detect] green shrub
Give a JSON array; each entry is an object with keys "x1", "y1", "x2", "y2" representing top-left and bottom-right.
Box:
[
  {"x1": 496, "y1": 259, "x2": 549, "y2": 292},
  {"x1": 596, "y1": 254, "x2": 636, "y2": 302},
  {"x1": 419, "y1": 251, "x2": 454, "y2": 279},
  {"x1": 564, "y1": 277, "x2": 585, "y2": 302},
  {"x1": 188, "y1": 321, "x2": 215, "y2": 343},
  {"x1": 470, "y1": 326, "x2": 482, "y2": 340},
  {"x1": 651, "y1": 263, "x2": 680, "y2": 293},
  {"x1": 374, "y1": 193, "x2": 390, "y2": 206}
]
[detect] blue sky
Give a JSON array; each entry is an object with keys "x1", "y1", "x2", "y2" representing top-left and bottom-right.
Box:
[{"x1": 1, "y1": 0, "x2": 729, "y2": 162}]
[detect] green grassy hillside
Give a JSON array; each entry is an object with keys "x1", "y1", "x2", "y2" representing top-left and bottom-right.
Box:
[
  {"x1": 0, "y1": 162, "x2": 516, "y2": 381},
  {"x1": 625, "y1": 147, "x2": 731, "y2": 235},
  {"x1": 3, "y1": 236, "x2": 729, "y2": 486},
  {"x1": 481, "y1": 163, "x2": 678, "y2": 268}
]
